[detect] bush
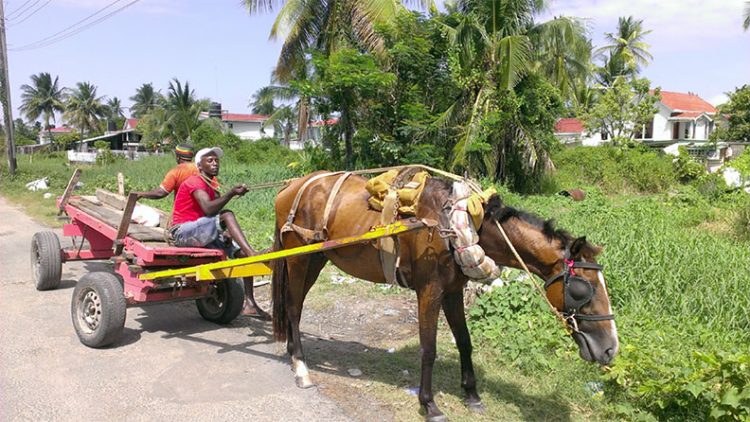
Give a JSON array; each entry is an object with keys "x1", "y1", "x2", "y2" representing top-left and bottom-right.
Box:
[{"x1": 552, "y1": 145, "x2": 677, "y2": 194}]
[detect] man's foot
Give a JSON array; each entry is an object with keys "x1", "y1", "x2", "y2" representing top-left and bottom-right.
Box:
[{"x1": 241, "y1": 302, "x2": 271, "y2": 320}]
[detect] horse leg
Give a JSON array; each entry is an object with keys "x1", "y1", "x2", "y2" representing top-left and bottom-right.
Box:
[
  {"x1": 284, "y1": 253, "x2": 327, "y2": 389},
  {"x1": 442, "y1": 290, "x2": 483, "y2": 413},
  {"x1": 416, "y1": 286, "x2": 446, "y2": 422}
]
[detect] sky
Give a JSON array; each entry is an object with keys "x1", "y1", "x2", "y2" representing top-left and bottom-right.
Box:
[{"x1": 5, "y1": 0, "x2": 749, "y2": 124}]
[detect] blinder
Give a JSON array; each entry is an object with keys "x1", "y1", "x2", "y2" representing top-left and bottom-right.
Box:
[{"x1": 544, "y1": 252, "x2": 614, "y2": 331}]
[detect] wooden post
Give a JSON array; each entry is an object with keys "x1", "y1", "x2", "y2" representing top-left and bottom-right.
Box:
[
  {"x1": 58, "y1": 169, "x2": 82, "y2": 215},
  {"x1": 0, "y1": 1, "x2": 16, "y2": 175},
  {"x1": 113, "y1": 192, "x2": 138, "y2": 255},
  {"x1": 117, "y1": 172, "x2": 125, "y2": 196}
]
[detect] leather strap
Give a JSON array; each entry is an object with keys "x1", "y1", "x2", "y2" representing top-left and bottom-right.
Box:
[
  {"x1": 319, "y1": 172, "x2": 351, "y2": 238},
  {"x1": 282, "y1": 171, "x2": 343, "y2": 237}
]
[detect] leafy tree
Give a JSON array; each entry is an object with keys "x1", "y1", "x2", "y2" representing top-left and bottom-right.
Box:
[
  {"x1": 13, "y1": 118, "x2": 40, "y2": 144},
  {"x1": 64, "y1": 82, "x2": 107, "y2": 139},
  {"x1": 713, "y1": 85, "x2": 750, "y2": 142},
  {"x1": 579, "y1": 76, "x2": 660, "y2": 145},
  {"x1": 310, "y1": 48, "x2": 396, "y2": 169},
  {"x1": 19, "y1": 72, "x2": 65, "y2": 135},
  {"x1": 129, "y1": 83, "x2": 161, "y2": 118},
  {"x1": 596, "y1": 16, "x2": 653, "y2": 76},
  {"x1": 744, "y1": 1, "x2": 749, "y2": 31},
  {"x1": 243, "y1": 0, "x2": 432, "y2": 81}
]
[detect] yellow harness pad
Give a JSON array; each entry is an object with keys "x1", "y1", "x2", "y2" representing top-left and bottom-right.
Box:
[
  {"x1": 467, "y1": 187, "x2": 497, "y2": 230},
  {"x1": 365, "y1": 169, "x2": 430, "y2": 216}
]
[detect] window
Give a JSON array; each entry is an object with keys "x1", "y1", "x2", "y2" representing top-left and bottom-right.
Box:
[
  {"x1": 228, "y1": 123, "x2": 233, "y2": 129},
  {"x1": 684, "y1": 124, "x2": 690, "y2": 139},
  {"x1": 601, "y1": 130, "x2": 608, "y2": 140}
]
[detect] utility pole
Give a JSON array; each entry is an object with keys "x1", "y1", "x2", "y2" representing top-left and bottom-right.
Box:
[{"x1": 0, "y1": 0, "x2": 16, "y2": 175}]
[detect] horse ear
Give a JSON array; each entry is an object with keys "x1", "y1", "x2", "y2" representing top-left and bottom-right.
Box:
[
  {"x1": 569, "y1": 236, "x2": 587, "y2": 258},
  {"x1": 484, "y1": 194, "x2": 503, "y2": 220}
]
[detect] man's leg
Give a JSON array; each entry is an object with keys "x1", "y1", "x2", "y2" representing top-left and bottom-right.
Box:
[{"x1": 220, "y1": 211, "x2": 270, "y2": 319}]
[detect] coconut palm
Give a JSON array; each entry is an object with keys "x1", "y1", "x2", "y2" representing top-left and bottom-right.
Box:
[
  {"x1": 744, "y1": 2, "x2": 750, "y2": 31},
  {"x1": 596, "y1": 16, "x2": 652, "y2": 74},
  {"x1": 163, "y1": 78, "x2": 207, "y2": 143},
  {"x1": 249, "y1": 86, "x2": 278, "y2": 116},
  {"x1": 64, "y1": 82, "x2": 107, "y2": 137},
  {"x1": 106, "y1": 97, "x2": 125, "y2": 119},
  {"x1": 129, "y1": 83, "x2": 161, "y2": 118},
  {"x1": 243, "y1": 0, "x2": 433, "y2": 81},
  {"x1": 19, "y1": 72, "x2": 65, "y2": 133}
]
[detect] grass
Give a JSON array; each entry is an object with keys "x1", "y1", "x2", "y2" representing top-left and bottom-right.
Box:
[{"x1": 3, "y1": 151, "x2": 750, "y2": 420}]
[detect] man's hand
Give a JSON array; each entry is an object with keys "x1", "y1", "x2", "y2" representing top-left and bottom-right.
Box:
[{"x1": 231, "y1": 184, "x2": 249, "y2": 197}]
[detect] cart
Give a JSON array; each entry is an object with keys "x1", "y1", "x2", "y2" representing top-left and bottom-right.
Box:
[{"x1": 31, "y1": 170, "x2": 433, "y2": 348}]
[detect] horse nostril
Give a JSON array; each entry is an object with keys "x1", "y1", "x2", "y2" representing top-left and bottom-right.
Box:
[{"x1": 605, "y1": 348, "x2": 615, "y2": 358}]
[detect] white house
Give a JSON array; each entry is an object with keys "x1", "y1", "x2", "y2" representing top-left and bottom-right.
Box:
[
  {"x1": 554, "y1": 91, "x2": 721, "y2": 147},
  {"x1": 219, "y1": 112, "x2": 274, "y2": 140}
]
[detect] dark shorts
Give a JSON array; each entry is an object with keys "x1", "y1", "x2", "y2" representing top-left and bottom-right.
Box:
[{"x1": 170, "y1": 215, "x2": 239, "y2": 257}]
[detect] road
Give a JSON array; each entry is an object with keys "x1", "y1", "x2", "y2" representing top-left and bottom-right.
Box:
[{"x1": 0, "y1": 196, "x2": 350, "y2": 422}]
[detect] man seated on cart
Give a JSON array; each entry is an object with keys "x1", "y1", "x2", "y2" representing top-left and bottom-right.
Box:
[
  {"x1": 133, "y1": 144, "x2": 198, "y2": 200},
  {"x1": 168, "y1": 146, "x2": 270, "y2": 319}
]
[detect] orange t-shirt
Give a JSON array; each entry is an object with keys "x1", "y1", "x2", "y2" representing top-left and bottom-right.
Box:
[{"x1": 159, "y1": 163, "x2": 199, "y2": 195}]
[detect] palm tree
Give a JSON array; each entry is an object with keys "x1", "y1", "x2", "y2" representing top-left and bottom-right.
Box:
[
  {"x1": 249, "y1": 86, "x2": 278, "y2": 115},
  {"x1": 64, "y1": 82, "x2": 107, "y2": 138},
  {"x1": 19, "y1": 72, "x2": 65, "y2": 134},
  {"x1": 163, "y1": 78, "x2": 206, "y2": 143},
  {"x1": 243, "y1": 0, "x2": 433, "y2": 81},
  {"x1": 106, "y1": 97, "x2": 125, "y2": 119},
  {"x1": 264, "y1": 104, "x2": 296, "y2": 147},
  {"x1": 744, "y1": 2, "x2": 750, "y2": 31},
  {"x1": 439, "y1": 0, "x2": 553, "y2": 179},
  {"x1": 596, "y1": 16, "x2": 653, "y2": 75},
  {"x1": 129, "y1": 83, "x2": 161, "y2": 118}
]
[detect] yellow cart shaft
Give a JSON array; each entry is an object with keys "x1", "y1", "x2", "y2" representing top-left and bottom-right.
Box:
[{"x1": 140, "y1": 218, "x2": 435, "y2": 282}]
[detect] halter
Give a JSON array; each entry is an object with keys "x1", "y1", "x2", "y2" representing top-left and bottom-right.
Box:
[{"x1": 543, "y1": 250, "x2": 615, "y2": 332}]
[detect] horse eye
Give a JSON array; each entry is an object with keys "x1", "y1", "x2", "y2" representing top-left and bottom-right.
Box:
[{"x1": 568, "y1": 279, "x2": 593, "y2": 301}]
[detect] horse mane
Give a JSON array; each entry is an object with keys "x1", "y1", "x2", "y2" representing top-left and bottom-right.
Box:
[{"x1": 484, "y1": 194, "x2": 601, "y2": 256}]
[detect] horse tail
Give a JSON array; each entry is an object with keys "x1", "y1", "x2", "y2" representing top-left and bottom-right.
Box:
[{"x1": 271, "y1": 224, "x2": 288, "y2": 343}]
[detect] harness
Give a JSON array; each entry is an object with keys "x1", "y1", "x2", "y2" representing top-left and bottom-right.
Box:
[
  {"x1": 281, "y1": 171, "x2": 351, "y2": 243},
  {"x1": 543, "y1": 251, "x2": 615, "y2": 332}
]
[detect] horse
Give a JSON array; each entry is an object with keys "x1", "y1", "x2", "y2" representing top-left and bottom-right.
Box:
[{"x1": 271, "y1": 170, "x2": 619, "y2": 421}]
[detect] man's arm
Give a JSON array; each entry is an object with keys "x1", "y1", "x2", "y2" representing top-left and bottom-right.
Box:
[
  {"x1": 193, "y1": 185, "x2": 248, "y2": 216},
  {"x1": 133, "y1": 187, "x2": 169, "y2": 200}
]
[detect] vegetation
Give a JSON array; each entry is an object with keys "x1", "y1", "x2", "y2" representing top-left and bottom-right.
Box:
[
  {"x1": 63, "y1": 81, "x2": 107, "y2": 137},
  {"x1": 713, "y1": 85, "x2": 750, "y2": 143},
  {"x1": 19, "y1": 72, "x2": 65, "y2": 134}
]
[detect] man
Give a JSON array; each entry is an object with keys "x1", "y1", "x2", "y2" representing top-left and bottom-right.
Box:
[
  {"x1": 151, "y1": 146, "x2": 268, "y2": 318},
  {"x1": 133, "y1": 144, "x2": 198, "y2": 200}
]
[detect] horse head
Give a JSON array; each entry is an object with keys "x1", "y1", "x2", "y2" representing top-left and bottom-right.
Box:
[{"x1": 479, "y1": 195, "x2": 619, "y2": 365}]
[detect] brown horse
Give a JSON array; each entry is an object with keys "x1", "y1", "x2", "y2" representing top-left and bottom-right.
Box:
[{"x1": 271, "y1": 170, "x2": 618, "y2": 421}]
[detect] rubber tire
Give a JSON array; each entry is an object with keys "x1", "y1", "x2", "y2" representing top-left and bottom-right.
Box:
[
  {"x1": 71, "y1": 272, "x2": 126, "y2": 348},
  {"x1": 196, "y1": 278, "x2": 244, "y2": 324},
  {"x1": 31, "y1": 231, "x2": 62, "y2": 291}
]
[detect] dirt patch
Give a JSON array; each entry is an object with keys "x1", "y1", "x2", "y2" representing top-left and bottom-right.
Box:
[{"x1": 252, "y1": 267, "x2": 425, "y2": 421}]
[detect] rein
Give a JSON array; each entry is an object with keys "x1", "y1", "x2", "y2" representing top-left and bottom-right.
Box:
[{"x1": 493, "y1": 220, "x2": 614, "y2": 334}]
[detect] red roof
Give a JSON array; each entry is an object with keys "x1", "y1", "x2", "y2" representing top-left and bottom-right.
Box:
[
  {"x1": 670, "y1": 111, "x2": 710, "y2": 119},
  {"x1": 309, "y1": 118, "x2": 339, "y2": 127},
  {"x1": 221, "y1": 113, "x2": 268, "y2": 122},
  {"x1": 125, "y1": 118, "x2": 139, "y2": 129},
  {"x1": 554, "y1": 118, "x2": 583, "y2": 134},
  {"x1": 656, "y1": 91, "x2": 717, "y2": 113},
  {"x1": 49, "y1": 127, "x2": 73, "y2": 133}
]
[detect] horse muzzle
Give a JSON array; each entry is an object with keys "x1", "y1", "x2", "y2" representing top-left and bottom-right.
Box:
[{"x1": 571, "y1": 329, "x2": 618, "y2": 366}]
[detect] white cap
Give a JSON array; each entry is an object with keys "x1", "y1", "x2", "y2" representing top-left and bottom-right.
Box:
[{"x1": 194, "y1": 147, "x2": 223, "y2": 165}]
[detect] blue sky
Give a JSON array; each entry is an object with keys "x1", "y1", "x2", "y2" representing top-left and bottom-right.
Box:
[{"x1": 6, "y1": 0, "x2": 749, "y2": 123}]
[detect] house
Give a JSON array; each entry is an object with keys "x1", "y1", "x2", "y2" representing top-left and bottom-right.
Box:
[
  {"x1": 554, "y1": 91, "x2": 721, "y2": 147},
  {"x1": 553, "y1": 118, "x2": 602, "y2": 146},
  {"x1": 38, "y1": 126, "x2": 74, "y2": 144},
  {"x1": 219, "y1": 112, "x2": 274, "y2": 140},
  {"x1": 635, "y1": 91, "x2": 719, "y2": 143},
  {"x1": 288, "y1": 118, "x2": 339, "y2": 150}
]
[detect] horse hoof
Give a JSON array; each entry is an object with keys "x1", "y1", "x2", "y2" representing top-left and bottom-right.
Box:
[
  {"x1": 464, "y1": 399, "x2": 485, "y2": 414},
  {"x1": 425, "y1": 414, "x2": 448, "y2": 422},
  {"x1": 295, "y1": 375, "x2": 315, "y2": 389}
]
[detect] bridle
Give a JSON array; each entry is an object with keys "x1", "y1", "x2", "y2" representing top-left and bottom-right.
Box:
[{"x1": 544, "y1": 250, "x2": 615, "y2": 333}]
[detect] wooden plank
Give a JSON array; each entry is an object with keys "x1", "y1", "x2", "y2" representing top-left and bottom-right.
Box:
[
  {"x1": 58, "y1": 168, "x2": 82, "y2": 215},
  {"x1": 114, "y1": 193, "x2": 138, "y2": 255},
  {"x1": 70, "y1": 198, "x2": 165, "y2": 242},
  {"x1": 117, "y1": 172, "x2": 125, "y2": 196},
  {"x1": 96, "y1": 188, "x2": 126, "y2": 210}
]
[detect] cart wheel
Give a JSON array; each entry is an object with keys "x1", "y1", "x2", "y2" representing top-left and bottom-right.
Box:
[
  {"x1": 31, "y1": 231, "x2": 63, "y2": 291},
  {"x1": 71, "y1": 272, "x2": 126, "y2": 348},
  {"x1": 196, "y1": 278, "x2": 244, "y2": 324}
]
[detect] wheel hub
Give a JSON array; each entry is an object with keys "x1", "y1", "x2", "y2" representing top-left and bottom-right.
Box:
[{"x1": 80, "y1": 290, "x2": 102, "y2": 331}]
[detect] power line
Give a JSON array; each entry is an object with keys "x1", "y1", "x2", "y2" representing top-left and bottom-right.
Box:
[
  {"x1": 5, "y1": 0, "x2": 36, "y2": 19},
  {"x1": 8, "y1": 0, "x2": 51, "y2": 26},
  {"x1": 11, "y1": 0, "x2": 141, "y2": 51}
]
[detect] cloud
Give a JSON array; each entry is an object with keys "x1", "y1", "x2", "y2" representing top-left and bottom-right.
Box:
[{"x1": 542, "y1": 0, "x2": 746, "y2": 51}]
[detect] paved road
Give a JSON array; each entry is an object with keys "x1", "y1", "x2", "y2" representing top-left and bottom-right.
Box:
[{"x1": 0, "y1": 196, "x2": 349, "y2": 422}]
